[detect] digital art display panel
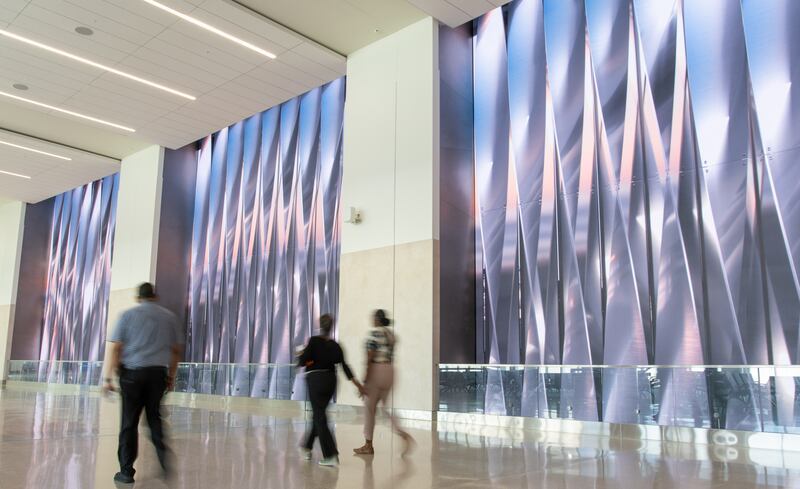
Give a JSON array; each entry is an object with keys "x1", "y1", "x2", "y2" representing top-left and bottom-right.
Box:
[
  {"x1": 38, "y1": 174, "x2": 120, "y2": 371},
  {"x1": 186, "y1": 78, "x2": 345, "y2": 399},
  {"x1": 471, "y1": 0, "x2": 800, "y2": 426}
]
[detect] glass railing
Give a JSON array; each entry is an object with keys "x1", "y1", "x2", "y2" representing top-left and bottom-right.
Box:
[
  {"x1": 7, "y1": 360, "x2": 300, "y2": 400},
  {"x1": 10, "y1": 361, "x2": 800, "y2": 433},
  {"x1": 7, "y1": 360, "x2": 106, "y2": 386},
  {"x1": 439, "y1": 364, "x2": 800, "y2": 433}
]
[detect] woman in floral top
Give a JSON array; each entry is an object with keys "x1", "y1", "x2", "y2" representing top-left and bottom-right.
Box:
[{"x1": 353, "y1": 309, "x2": 414, "y2": 456}]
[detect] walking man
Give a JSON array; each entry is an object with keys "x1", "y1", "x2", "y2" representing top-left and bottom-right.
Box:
[{"x1": 103, "y1": 282, "x2": 183, "y2": 484}]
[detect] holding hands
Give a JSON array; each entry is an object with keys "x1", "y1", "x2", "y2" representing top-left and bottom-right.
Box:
[{"x1": 352, "y1": 379, "x2": 367, "y2": 399}]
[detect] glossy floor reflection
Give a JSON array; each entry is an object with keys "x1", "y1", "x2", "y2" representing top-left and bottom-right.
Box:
[{"x1": 1, "y1": 384, "x2": 799, "y2": 488}]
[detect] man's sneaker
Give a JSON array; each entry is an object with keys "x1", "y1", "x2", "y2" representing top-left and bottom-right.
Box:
[
  {"x1": 301, "y1": 448, "x2": 312, "y2": 461},
  {"x1": 318, "y1": 456, "x2": 339, "y2": 467},
  {"x1": 113, "y1": 472, "x2": 135, "y2": 484}
]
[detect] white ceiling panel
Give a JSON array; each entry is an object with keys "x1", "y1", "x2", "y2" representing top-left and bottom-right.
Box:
[
  {"x1": 0, "y1": 128, "x2": 119, "y2": 203},
  {"x1": 134, "y1": 41, "x2": 233, "y2": 82},
  {"x1": 292, "y1": 42, "x2": 346, "y2": 73},
  {"x1": 0, "y1": 43, "x2": 99, "y2": 84},
  {"x1": 31, "y1": 0, "x2": 154, "y2": 46},
  {"x1": 199, "y1": 0, "x2": 301, "y2": 50},
  {"x1": 278, "y1": 50, "x2": 339, "y2": 84},
  {"x1": 66, "y1": 0, "x2": 169, "y2": 37},
  {"x1": 23, "y1": 2, "x2": 141, "y2": 54},
  {"x1": 2, "y1": 0, "x2": 29, "y2": 16},
  {"x1": 249, "y1": 61, "x2": 322, "y2": 92},
  {"x1": 232, "y1": 74, "x2": 293, "y2": 101},
  {"x1": 0, "y1": 72, "x2": 75, "y2": 99},
  {"x1": 405, "y1": 0, "x2": 470, "y2": 27},
  {"x1": 0, "y1": 0, "x2": 346, "y2": 175},
  {"x1": 182, "y1": 98, "x2": 243, "y2": 122},
  {"x1": 102, "y1": 0, "x2": 177, "y2": 28},
  {"x1": 0, "y1": 6, "x2": 20, "y2": 24},
  {"x1": 148, "y1": 28, "x2": 255, "y2": 74},
  {"x1": 11, "y1": 11, "x2": 132, "y2": 63},
  {"x1": 0, "y1": 60, "x2": 87, "y2": 94},
  {"x1": 84, "y1": 76, "x2": 185, "y2": 113},
  {"x1": 243, "y1": 67, "x2": 309, "y2": 95},
  {"x1": 188, "y1": 4, "x2": 296, "y2": 53},
  {"x1": 115, "y1": 54, "x2": 218, "y2": 94},
  {"x1": 406, "y1": 0, "x2": 509, "y2": 28},
  {"x1": 450, "y1": 0, "x2": 497, "y2": 18}
]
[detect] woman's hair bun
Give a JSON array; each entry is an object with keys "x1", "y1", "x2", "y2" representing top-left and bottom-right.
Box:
[{"x1": 375, "y1": 309, "x2": 391, "y2": 327}]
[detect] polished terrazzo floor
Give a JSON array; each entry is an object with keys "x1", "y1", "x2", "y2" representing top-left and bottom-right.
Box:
[{"x1": 0, "y1": 384, "x2": 798, "y2": 488}]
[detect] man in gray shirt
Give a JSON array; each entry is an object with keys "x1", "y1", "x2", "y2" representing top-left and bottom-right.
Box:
[{"x1": 103, "y1": 282, "x2": 183, "y2": 485}]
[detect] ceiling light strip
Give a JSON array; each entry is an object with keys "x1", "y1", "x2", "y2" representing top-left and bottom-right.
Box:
[
  {"x1": 0, "y1": 90, "x2": 136, "y2": 132},
  {"x1": 0, "y1": 169, "x2": 31, "y2": 179},
  {"x1": 0, "y1": 29, "x2": 196, "y2": 101},
  {"x1": 142, "y1": 0, "x2": 277, "y2": 59},
  {"x1": 0, "y1": 140, "x2": 72, "y2": 161}
]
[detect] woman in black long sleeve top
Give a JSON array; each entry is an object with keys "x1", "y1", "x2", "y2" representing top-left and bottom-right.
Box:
[{"x1": 298, "y1": 314, "x2": 365, "y2": 467}]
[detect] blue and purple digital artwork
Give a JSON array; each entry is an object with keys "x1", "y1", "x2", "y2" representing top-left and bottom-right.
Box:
[
  {"x1": 469, "y1": 0, "x2": 800, "y2": 427},
  {"x1": 185, "y1": 78, "x2": 345, "y2": 399},
  {"x1": 39, "y1": 174, "x2": 119, "y2": 372}
]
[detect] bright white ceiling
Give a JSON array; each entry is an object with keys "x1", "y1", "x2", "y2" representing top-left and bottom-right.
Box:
[
  {"x1": 406, "y1": 0, "x2": 509, "y2": 28},
  {"x1": 235, "y1": 0, "x2": 427, "y2": 55},
  {"x1": 0, "y1": 128, "x2": 119, "y2": 203},
  {"x1": 0, "y1": 0, "x2": 347, "y2": 202},
  {"x1": 0, "y1": 0, "x2": 346, "y2": 149}
]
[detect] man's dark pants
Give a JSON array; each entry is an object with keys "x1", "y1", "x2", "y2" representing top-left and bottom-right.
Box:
[{"x1": 118, "y1": 366, "x2": 169, "y2": 477}]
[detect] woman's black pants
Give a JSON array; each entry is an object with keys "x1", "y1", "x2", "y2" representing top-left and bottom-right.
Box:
[{"x1": 304, "y1": 370, "x2": 338, "y2": 458}]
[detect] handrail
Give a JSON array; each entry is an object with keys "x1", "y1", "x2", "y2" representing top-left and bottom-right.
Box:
[{"x1": 12, "y1": 360, "x2": 800, "y2": 369}]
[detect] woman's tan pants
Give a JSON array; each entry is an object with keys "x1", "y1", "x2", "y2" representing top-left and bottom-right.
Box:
[{"x1": 363, "y1": 363, "x2": 402, "y2": 440}]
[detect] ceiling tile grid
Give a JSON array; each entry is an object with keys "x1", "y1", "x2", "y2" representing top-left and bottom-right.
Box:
[
  {"x1": 0, "y1": 0, "x2": 346, "y2": 153},
  {"x1": 0, "y1": 0, "x2": 351, "y2": 202},
  {"x1": 0, "y1": 128, "x2": 119, "y2": 203}
]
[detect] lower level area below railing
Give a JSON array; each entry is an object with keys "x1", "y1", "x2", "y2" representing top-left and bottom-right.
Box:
[
  {"x1": 7, "y1": 361, "x2": 800, "y2": 434},
  {"x1": 439, "y1": 364, "x2": 800, "y2": 434}
]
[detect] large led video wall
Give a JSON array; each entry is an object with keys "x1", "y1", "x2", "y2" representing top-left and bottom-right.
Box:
[
  {"x1": 452, "y1": 0, "x2": 800, "y2": 428},
  {"x1": 472, "y1": 0, "x2": 800, "y2": 369},
  {"x1": 183, "y1": 78, "x2": 344, "y2": 398},
  {"x1": 36, "y1": 175, "x2": 119, "y2": 368}
]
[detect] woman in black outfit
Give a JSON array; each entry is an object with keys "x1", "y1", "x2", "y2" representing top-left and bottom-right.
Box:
[{"x1": 298, "y1": 314, "x2": 365, "y2": 467}]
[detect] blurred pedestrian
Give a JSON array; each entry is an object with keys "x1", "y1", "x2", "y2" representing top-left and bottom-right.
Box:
[
  {"x1": 298, "y1": 314, "x2": 366, "y2": 467},
  {"x1": 353, "y1": 309, "x2": 413, "y2": 456},
  {"x1": 102, "y1": 282, "x2": 183, "y2": 485}
]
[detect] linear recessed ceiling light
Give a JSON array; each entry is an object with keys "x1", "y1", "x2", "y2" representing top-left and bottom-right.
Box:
[
  {"x1": 0, "y1": 29, "x2": 196, "y2": 101},
  {"x1": 0, "y1": 169, "x2": 31, "y2": 179},
  {"x1": 142, "y1": 0, "x2": 277, "y2": 59},
  {"x1": 0, "y1": 90, "x2": 136, "y2": 132},
  {"x1": 0, "y1": 140, "x2": 72, "y2": 161}
]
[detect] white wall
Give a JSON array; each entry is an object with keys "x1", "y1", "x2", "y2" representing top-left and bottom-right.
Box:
[
  {"x1": 0, "y1": 201, "x2": 25, "y2": 381},
  {"x1": 341, "y1": 17, "x2": 439, "y2": 253},
  {"x1": 110, "y1": 145, "x2": 164, "y2": 292},
  {"x1": 338, "y1": 17, "x2": 440, "y2": 413}
]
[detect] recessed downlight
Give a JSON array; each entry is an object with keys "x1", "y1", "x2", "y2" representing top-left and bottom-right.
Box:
[
  {"x1": 0, "y1": 29, "x2": 196, "y2": 101},
  {"x1": 141, "y1": 0, "x2": 277, "y2": 59},
  {"x1": 0, "y1": 90, "x2": 136, "y2": 132},
  {"x1": 74, "y1": 26, "x2": 94, "y2": 36},
  {"x1": 0, "y1": 169, "x2": 31, "y2": 179},
  {"x1": 12, "y1": 83, "x2": 28, "y2": 91},
  {"x1": 0, "y1": 140, "x2": 72, "y2": 161}
]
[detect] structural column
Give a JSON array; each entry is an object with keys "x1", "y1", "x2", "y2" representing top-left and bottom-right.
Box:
[
  {"x1": 105, "y1": 145, "x2": 164, "y2": 339},
  {"x1": 0, "y1": 201, "x2": 26, "y2": 383},
  {"x1": 337, "y1": 17, "x2": 440, "y2": 414}
]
